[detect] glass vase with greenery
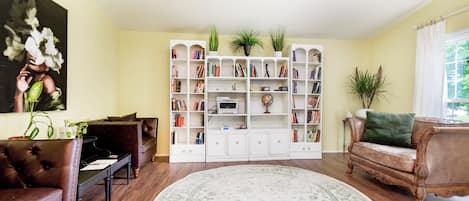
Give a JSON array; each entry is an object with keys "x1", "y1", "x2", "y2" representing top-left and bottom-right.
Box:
[
  {"x1": 231, "y1": 30, "x2": 263, "y2": 56},
  {"x1": 209, "y1": 25, "x2": 218, "y2": 54},
  {"x1": 270, "y1": 29, "x2": 285, "y2": 57},
  {"x1": 350, "y1": 66, "x2": 386, "y2": 109}
]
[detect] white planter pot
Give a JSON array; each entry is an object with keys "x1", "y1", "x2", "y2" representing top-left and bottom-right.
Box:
[
  {"x1": 208, "y1": 51, "x2": 218, "y2": 56},
  {"x1": 274, "y1": 51, "x2": 282, "y2": 58},
  {"x1": 355, "y1": 108, "x2": 374, "y2": 119}
]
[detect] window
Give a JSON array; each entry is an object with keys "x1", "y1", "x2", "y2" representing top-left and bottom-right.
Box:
[{"x1": 445, "y1": 29, "x2": 469, "y2": 121}]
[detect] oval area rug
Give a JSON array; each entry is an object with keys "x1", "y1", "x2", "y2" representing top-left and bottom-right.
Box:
[{"x1": 155, "y1": 165, "x2": 371, "y2": 201}]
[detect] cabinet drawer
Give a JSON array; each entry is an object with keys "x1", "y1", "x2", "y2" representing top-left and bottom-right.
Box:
[
  {"x1": 249, "y1": 134, "x2": 269, "y2": 155},
  {"x1": 207, "y1": 135, "x2": 226, "y2": 156},
  {"x1": 269, "y1": 134, "x2": 290, "y2": 155},
  {"x1": 228, "y1": 135, "x2": 248, "y2": 155}
]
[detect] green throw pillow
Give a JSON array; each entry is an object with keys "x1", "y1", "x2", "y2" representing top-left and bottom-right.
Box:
[{"x1": 361, "y1": 111, "x2": 415, "y2": 148}]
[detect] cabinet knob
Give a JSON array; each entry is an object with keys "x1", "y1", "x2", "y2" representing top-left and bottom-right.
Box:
[
  {"x1": 215, "y1": 142, "x2": 219, "y2": 145},
  {"x1": 277, "y1": 140, "x2": 281, "y2": 143},
  {"x1": 189, "y1": 150, "x2": 192, "y2": 153},
  {"x1": 182, "y1": 150, "x2": 186, "y2": 152},
  {"x1": 302, "y1": 147, "x2": 306, "y2": 151},
  {"x1": 236, "y1": 141, "x2": 239, "y2": 144},
  {"x1": 307, "y1": 147, "x2": 311, "y2": 151},
  {"x1": 258, "y1": 141, "x2": 262, "y2": 144}
]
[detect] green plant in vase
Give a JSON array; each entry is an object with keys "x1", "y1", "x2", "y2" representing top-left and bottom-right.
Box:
[
  {"x1": 65, "y1": 121, "x2": 88, "y2": 139},
  {"x1": 208, "y1": 25, "x2": 218, "y2": 55},
  {"x1": 24, "y1": 81, "x2": 54, "y2": 139},
  {"x1": 349, "y1": 66, "x2": 386, "y2": 118},
  {"x1": 270, "y1": 29, "x2": 285, "y2": 57},
  {"x1": 231, "y1": 30, "x2": 263, "y2": 56}
]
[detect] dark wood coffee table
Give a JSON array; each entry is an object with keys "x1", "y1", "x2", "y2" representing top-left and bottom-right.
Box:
[{"x1": 77, "y1": 153, "x2": 131, "y2": 201}]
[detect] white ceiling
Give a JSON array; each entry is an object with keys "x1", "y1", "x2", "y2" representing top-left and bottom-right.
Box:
[{"x1": 96, "y1": 0, "x2": 431, "y2": 39}]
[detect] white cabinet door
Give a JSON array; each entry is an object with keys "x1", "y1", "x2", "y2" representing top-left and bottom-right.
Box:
[
  {"x1": 207, "y1": 135, "x2": 226, "y2": 156},
  {"x1": 249, "y1": 134, "x2": 269, "y2": 155},
  {"x1": 269, "y1": 134, "x2": 290, "y2": 155},
  {"x1": 228, "y1": 135, "x2": 248, "y2": 156}
]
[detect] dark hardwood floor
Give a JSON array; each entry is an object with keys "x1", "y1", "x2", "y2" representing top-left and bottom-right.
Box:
[{"x1": 81, "y1": 154, "x2": 468, "y2": 201}]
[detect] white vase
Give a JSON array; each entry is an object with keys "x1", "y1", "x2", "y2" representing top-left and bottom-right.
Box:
[
  {"x1": 208, "y1": 51, "x2": 218, "y2": 56},
  {"x1": 355, "y1": 108, "x2": 373, "y2": 119},
  {"x1": 274, "y1": 51, "x2": 282, "y2": 58}
]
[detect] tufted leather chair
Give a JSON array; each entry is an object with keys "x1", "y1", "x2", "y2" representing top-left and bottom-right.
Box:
[{"x1": 0, "y1": 139, "x2": 82, "y2": 201}]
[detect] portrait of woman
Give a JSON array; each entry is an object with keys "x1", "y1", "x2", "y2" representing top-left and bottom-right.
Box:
[{"x1": 0, "y1": 0, "x2": 67, "y2": 113}]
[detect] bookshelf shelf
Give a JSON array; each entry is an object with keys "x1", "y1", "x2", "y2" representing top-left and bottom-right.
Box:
[
  {"x1": 290, "y1": 44, "x2": 323, "y2": 159},
  {"x1": 170, "y1": 40, "x2": 206, "y2": 163},
  {"x1": 208, "y1": 113, "x2": 248, "y2": 117},
  {"x1": 250, "y1": 91, "x2": 288, "y2": 94},
  {"x1": 251, "y1": 113, "x2": 288, "y2": 116}
]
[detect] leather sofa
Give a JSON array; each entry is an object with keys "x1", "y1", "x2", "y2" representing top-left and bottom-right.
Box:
[
  {"x1": 87, "y1": 117, "x2": 158, "y2": 178},
  {"x1": 347, "y1": 117, "x2": 469, "y2": 201},
  {"x1": 0, "y1": 139, "x2": 82, "y2": 201}
]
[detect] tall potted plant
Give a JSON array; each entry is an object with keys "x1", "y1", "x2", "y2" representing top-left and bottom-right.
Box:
[
  {"x1": 231, "y1": 30, "x2": 263, "y2": 56},
  {"x1": 349, "y1": 66, "x2": 386, "y2": 118},
  {"x1": 208, "y1": 25, "x2": 218, "y2": 56},
  {"x1": 270, "y1": 29, "x2": 285, "y2": 57}
]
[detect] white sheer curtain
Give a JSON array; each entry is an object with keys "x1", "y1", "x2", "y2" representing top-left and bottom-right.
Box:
[{"x1": 413, "y1": 20, "x2": 447, "y2": 118}]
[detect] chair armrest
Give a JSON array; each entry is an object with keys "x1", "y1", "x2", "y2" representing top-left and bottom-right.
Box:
[
  {"x1": 347, "y1": 118, "x2": 366, "y2": 150},
  {"x1": 87, "y1": 122, "x2": 142, "y2": 168},
  {"x1": 415, "y1": 127, "x2": 469, "y2": 187},
  {"x1": 137, "y1": 117, "x2": 158, "y2": 138}
]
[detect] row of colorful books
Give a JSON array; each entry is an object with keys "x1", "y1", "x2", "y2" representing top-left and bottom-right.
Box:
[
  {"x1": 249, "y1": 64, "x2": 259, "y2": 77},
  {"x1": 193, "y1": 81, "x2": 204, "y2": 93},
  {"x1": 234, "y1": 63, "x2": 248, "y2": 77},
  {"x1": 310, "y1": 67, "x2": 322, "y2": 80},
  {"x1": 292, "y1": 112, "x2": 300, "y2": 124},
  {"x1": 307, "y1": 96, "x2": 320, "y2": 108},
  {"x1": 278, "y1": 64, "x2": 288, "y2": 77},
  {"x1": 208, "y1": 63, "x2": 221, "y2": 77},
  {"x1": 195, "y1": 65, "x2": 204, "y2": 78},
  {"x1": 307, "y1": 111, "x2": 320, "y2": 124},
  {"x1": 311, "y1": 82, "x2": 321, "y2": 94},
  {"x1": 307, "y1": 128, "x2": 321, "y2": 143},
  {"x1": 171, "y1": 98, "x2": 187, "y2": 111},
  {"x1": 192, "y1": 99, "x2": 205, "y2": 111},
  {"x1": 171, "y1": 80, "x2": 182, "y2": 93},
  {"x1": 192, "y1": 48, "x2": 205, "y2": 60},
  {"x1": 195, "y1": 132, "x2": 204, "y2": 144}
]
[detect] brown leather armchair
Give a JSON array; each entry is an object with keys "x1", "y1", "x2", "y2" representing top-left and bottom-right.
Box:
[
  {"x1": 347, "y1": 117, "x2": 469, "y2": 201},
  {"x1": 0, "y1": 139, "x2": 82, "y2": 201},
  {"x1": 87, "y1": 117, "x2": 158, "y2": 178}
]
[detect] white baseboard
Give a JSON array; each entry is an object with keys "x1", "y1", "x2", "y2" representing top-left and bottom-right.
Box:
[
  {"x1": 322, "y1": 150, "x2": 348, "y2": 153},
  {"x1": 155, "y1": 153, "x2": 169, "y2": 157}
]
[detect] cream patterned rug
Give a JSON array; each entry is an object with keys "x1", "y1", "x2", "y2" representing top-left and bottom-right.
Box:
[{"x1": 155, "y1": 165, "x2": 371, "y2": 201}]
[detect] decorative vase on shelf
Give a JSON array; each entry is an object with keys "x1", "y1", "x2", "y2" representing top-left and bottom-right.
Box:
[
  {"x1": 355, "y1": 108, "x2": 373, "y2": 119},
  {"x1": 243, "y1": 45, "x2": 251, "y2": 56},
  {"x1": 208, "y1": 51, "x2": 218, "y2": 56},
  {"x1": 274, "y1": 51, "x2": 282, "y2": 58}
]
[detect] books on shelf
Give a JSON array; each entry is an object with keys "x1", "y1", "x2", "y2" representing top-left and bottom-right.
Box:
[
  {"x1": 171, "y1": 80, "x2": 182, "y2": 93},
  {"x1": 292, "y1": 112, "x2": 299, "y2": 124},
  {"x1": 311, "y1": 82, "x2": 321, "y2": 94},
  {"x1": 172, "y1": 98, "x2": 187, "y2": 111},
  {"x1": 195, "y1": 65, "x2": 204, "y2": 78},
  {"x1": 293, "y1": 129, "x2": 298, "y2": 142},
  {"x1": 172, "y1": 64, "x2": 179, "y2": 78},
  {"x1": 235, "y1": 63, "x2": 247, "y2": 77},
  {"x1": 307, "y1": 96, "x2": 320, "y2": 108},
  {"x1": 171, "y1": 49, "x2": 177, "y2": 59},
  {"x1": 208, "y1": 63, "x2": 221, "y2": 77},
  {"x1": 192, "y1": 100, "x2": 205, "y2": 111},
  {"x1": 292, "y1": 96, "x2": 296, "y2": 109},
  {"x1": 307, "y1": 111, "x2": 320, "y2": 124},
  {"x1": 193, "y1": 81, "x2": 204, "y2": 93},
  {"x1": 292, "y1": 68, "x2": 299, "y2": 79},
  {"x1": 264, "y1": 64, "x2": 271, "y2": 77},
  {"x1": 175, "y1": 114, "x2": 185, "y2": 127},
  {"x1": 192, "y1": 48, "x2": 205, "y2": 60},
  {"x1": 307, "y1": 127, "x2": 321, "y2": 143},
  {"x1": 292, "y1": 80, "x2": 298, "y2": 93},
  {"x1": 250, "y1": 64, "x2": 258, "y2": 77},
  {"x1": 278, "y1": 64, "x2": 288, "y2": 77},
  {"x1": 310, "y1": 66, "x2": 322, "y2": 80},
  {"x1": 195, "y1": 132, "x2": 204, "y2": 144},
  {"x1": 292, "y1": 50, "x2": 296, "y2": 62}
]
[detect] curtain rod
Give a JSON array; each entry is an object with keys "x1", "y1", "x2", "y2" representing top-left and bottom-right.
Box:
[{"x1": 413, "y1": 6, "x2": 469, "y2": 30}]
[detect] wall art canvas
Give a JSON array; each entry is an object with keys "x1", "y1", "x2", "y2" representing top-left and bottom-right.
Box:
[{"x1": 0, "y1": 0, "x2": 67, "y2": 113}]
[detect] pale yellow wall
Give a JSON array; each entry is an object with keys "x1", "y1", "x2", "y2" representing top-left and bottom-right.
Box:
[
  {"x1": 0, "y1": 0, "x2": 120, "y2": 139},
  {"x1": 118, "y1": 31, "x2": 370, "y2": 154},
  {"x1": 368, "y1": 0, "x2": 469, "y2": 112}
]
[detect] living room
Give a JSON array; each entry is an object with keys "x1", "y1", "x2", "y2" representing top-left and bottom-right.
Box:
[{"x1": 0, "y1": 0, "x2": 468, "y2": 200}]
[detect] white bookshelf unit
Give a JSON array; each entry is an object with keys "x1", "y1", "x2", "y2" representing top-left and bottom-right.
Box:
[
  {"x1": 290, "y1": 44, "x2": 324, "y2": 159},
  {"x1": 205, "y1": 56, "x2": 291, "y2": 162},
  {"x1": 169, "y1": 40, "x2": 206, "y2": 163}
]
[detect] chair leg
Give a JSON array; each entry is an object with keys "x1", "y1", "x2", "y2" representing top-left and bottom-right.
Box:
[
  {"x1": 346, "y1": 159, "x2": 354, "y2": 174},
  {"x1": 151, "y1": 155, "x2": 156, "y2": 162},
  {"x1": 133, "y1": 168, "x2": 140, "y2": 178},
  {"x1": 414, "y1": 187, "x2": 426, "y2": 201}
]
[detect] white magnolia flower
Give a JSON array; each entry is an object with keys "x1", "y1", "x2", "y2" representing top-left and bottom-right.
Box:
[
  {"x1": 24, "y1": 27, "x2": 63, "y2": 72},
  {"x1": 25, "y1": 36, "x2": 45, "y2": 65},
  {"x1": 3, "y1": 25, "x2": 25, "y2": 62},
  {"x1": 24, "y1": 8, "x2": 39, "y2": 29}
]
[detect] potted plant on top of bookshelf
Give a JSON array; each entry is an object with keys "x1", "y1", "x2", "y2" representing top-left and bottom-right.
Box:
[
  {"x1": 349, "y1": 66, "x2": 386, "y2": 118},
  {"x1": 231, "y1": 30, "x2": 263, "y2": 56},
  {"x1": 208, "y1": 25, "x2": 218, "y2": 56},
  {"x1": 270, "y1": 29, "x2": 285, "y2": 57},
  {"x1": 8, "y1": 81, "x2": 55, "y2": 140}
]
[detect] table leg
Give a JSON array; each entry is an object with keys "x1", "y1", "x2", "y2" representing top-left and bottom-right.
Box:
[{"x1": 105, "y1": 175, "x2": 112, "y2": 201}]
